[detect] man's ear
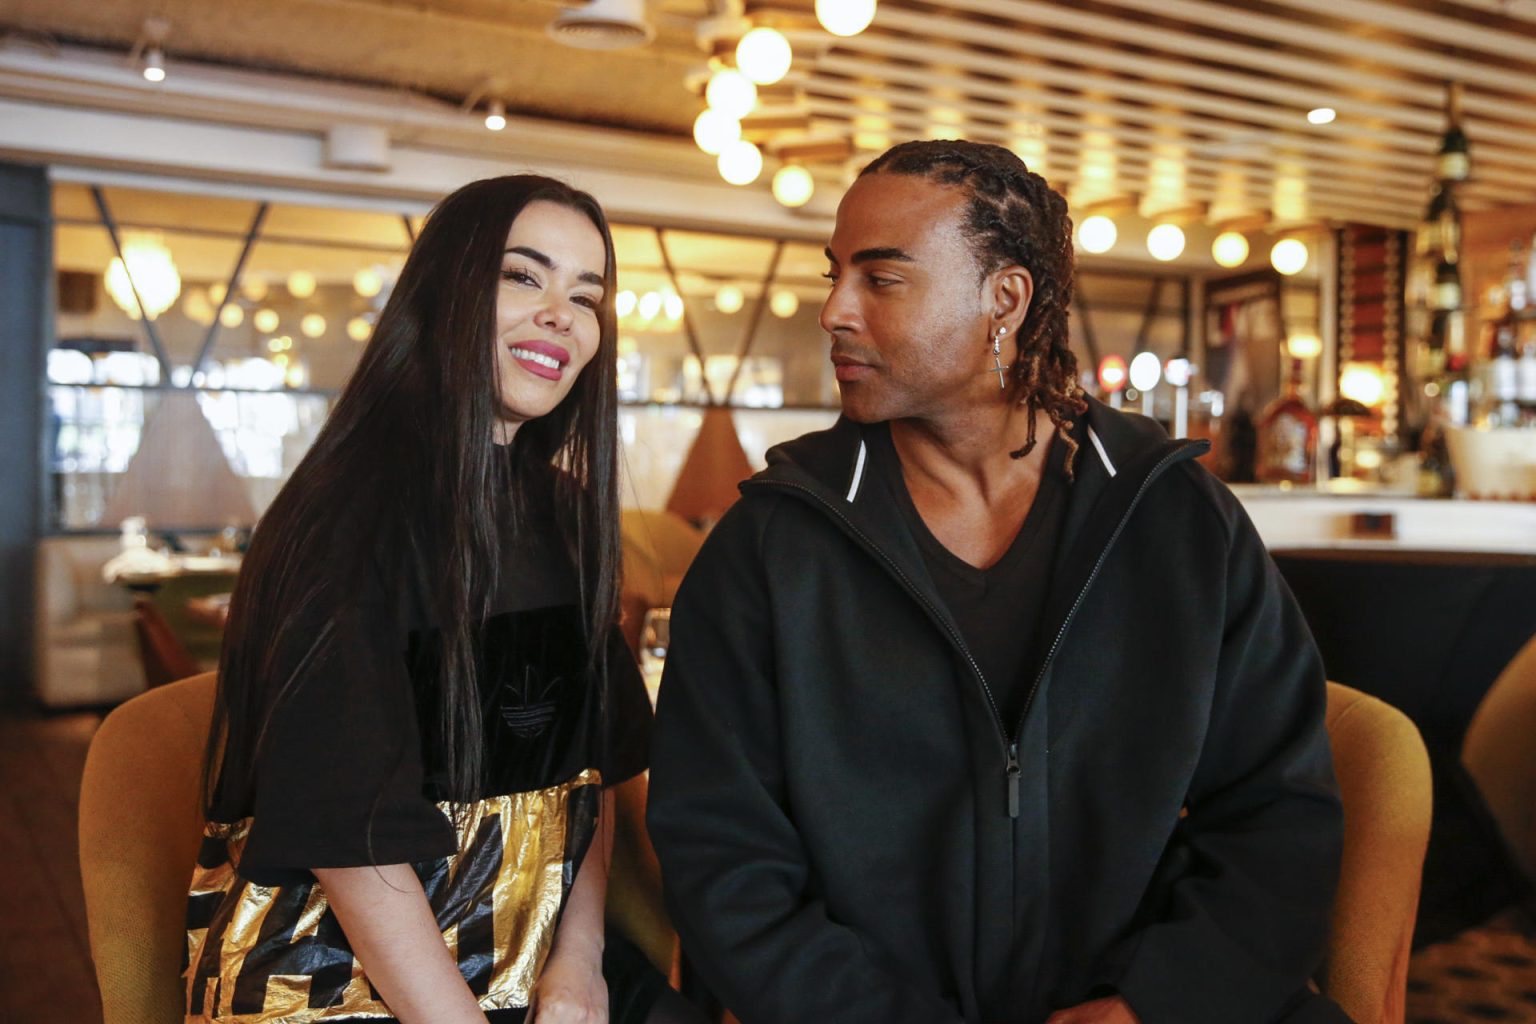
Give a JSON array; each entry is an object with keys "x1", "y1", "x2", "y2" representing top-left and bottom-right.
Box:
[{"x1": 991, "y1": 265, "x2": 1034, "y2": 346}]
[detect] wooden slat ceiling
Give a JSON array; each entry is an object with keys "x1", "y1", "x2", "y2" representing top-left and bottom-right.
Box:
[
  {"x1": 5, "y1": 0, "x2": 1536, "y2": 230},
  {"x1": 768, "y1": 0, "x2": 1536, "y2": 228}
]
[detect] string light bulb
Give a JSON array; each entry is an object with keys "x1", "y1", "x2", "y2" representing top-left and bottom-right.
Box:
[
  {"x1": 816, "y1": 0, "x2": 877, "y2": 37},
  {"x1": 1211, "y1": 231, "x2": 1250, "y2": 268},
  {"x1": 736, "y1": 27, "x2": 792, "y2": 86},
  {"x1": 772, "y1": 165, "x2": 815, "y2": 208},
  {"x1": 705, "y1": 69, "x2": 757, "y2": 120},
  {"x1": 1146, "y1": 224, "x2": 1186, "y2": 262},
  {"x1": 1077, "y1": 215, "x2": 1117, "y2": 254},
  {"x1": 353, "y1": 268, "x2": 383, "y2": 298},
  {"x1": 718, "y1": 139, "x2": 764, "y2": 186},
  {"x1": 715, "y1": 285, "x2": 745, "y2": 314},
  {"x1": 1271, "y1": 238, "x2": 1309, "y2": 276},
  {"x1": 693, "y1": 109, "x2": 741, "y2": 156},
  {"x1": 287, "y1": 270, "x2": 317, "y2": 299},
  {"x1": 770, "y1": 289, "x2": 800, "y2": 318}
]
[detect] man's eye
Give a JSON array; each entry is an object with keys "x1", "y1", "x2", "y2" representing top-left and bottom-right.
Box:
[{"x1": 822, "y1": 272, "x2": 838, "y2": 284}]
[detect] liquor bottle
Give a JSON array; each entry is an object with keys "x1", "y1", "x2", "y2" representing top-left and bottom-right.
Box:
[
  {"x1": 1521, "y1": 233, "x2": 1536, "y2": 416},
  {"x1": 1423, "y1": 183, "x2": 1461, "y2": 260},
  {"x1": 1437, "y1": 82, "x2": 1471, "y2": 183},
  {"x1": 1256, "y1": 358, "x2": 1318, "y2": 485},
  {"x1": 1433, "y1": 255, "x2": 1463, "y2": 311},
  {"x1": 1417, "y1": 418, "x2": 1456, "y2": 497}
]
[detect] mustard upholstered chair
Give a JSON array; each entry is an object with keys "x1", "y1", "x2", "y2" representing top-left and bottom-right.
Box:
[
  {"x1": 1462, "y1": 631, "x2": 1536, "y2": 884},
  {"x1": 80, "y1": 671, "x2": 679, "y2": 1022},
  {"x1": 79, "y1": 670, "x2": 216, "y2": 1024},
  {"x1": 619, "y1": 508, "x2": 705, "y2": 656},
  {"x1": 1321, "y1": 681, "x2": 1433, "y2": 1024}
]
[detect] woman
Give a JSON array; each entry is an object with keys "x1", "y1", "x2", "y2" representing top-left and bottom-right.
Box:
[{"x1": 187, "y1": 176, "x2": 687, "y2": 1024}]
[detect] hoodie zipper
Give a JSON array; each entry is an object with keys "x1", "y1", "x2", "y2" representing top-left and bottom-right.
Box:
[
  {"x1": 1006, "y1": 442, "x2": 1203, "y2": 758},
  {"x1": 751, "y1": 439, "x2": 1200, "y2": 818}
]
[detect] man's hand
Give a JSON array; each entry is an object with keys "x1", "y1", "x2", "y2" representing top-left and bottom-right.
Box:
[
  {"x1": 1044, "y1": 995, "x2": 1141, "y2": 1024},
  {"x1": 528, "y1": 947, "x2": 607, "y2": 1024}
]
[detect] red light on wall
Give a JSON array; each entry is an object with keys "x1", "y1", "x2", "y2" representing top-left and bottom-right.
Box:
[{"x1": 1098, "y1": 355, "x2": 1128, "y2": 392}]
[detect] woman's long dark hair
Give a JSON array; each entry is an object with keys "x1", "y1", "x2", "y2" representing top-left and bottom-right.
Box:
[{"x1": 204, "y1": 175, "x2": 621, "y2": 818}]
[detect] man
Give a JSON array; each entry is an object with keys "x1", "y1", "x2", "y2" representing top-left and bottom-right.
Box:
[{"x1": 647, "y1": 140, "x2": 1347, "y2": 1024}]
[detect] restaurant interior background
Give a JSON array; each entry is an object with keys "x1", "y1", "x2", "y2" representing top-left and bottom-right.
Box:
[{"x1": 2, "y1": 1, "x2": 1536, "y2": 1022}]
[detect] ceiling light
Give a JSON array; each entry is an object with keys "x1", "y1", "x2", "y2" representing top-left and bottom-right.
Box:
[
  {"x1": 353, "y1": 267, "x2": 383, "y2": 297},
  {"x1": 1077, "y1": 215, "x2": 1117, "y2": 254},
  {"x1": 706, "y1": 69, "x2": 757, "y2": 120},
  {"x1": 1163, "y1": 357, "x2": 1192, "y2": 388},
  {"x1": 182, "y1": 290, "x2": 214, "y2": 326},
  {"x1": 104, "y1": 234, "x2": 181, "y2": 320},
  {"x1": 219, "y1": 304, "x2": 244, "y2": 329},
  {"x1": 816, "y1": 0, "x2": 878, "y2": 37},
  {"x1": 772, "y1": 165, "x2": 815, "y2": 208},
  {"x1": 1307, "y1": 107, "x2": 1337, "y2": 125},
  {"x1": 693, "y1": 109, "x2": 741, "y2": 156},
  {"x1": 736, "y1": 27, "x2": 793, "y2": 86},
  {"x1": 241, "y1": 277, "x2": 268, "y2": 302},
  {"x1": 287, "y1": 270, "x2": 317, "y2": 298},
  {"x1": 253, "y1": 308, "x2": 280, "y2": 333},
  {"x1": 770, "y1": 289, "x2": 800, "y2": 318},
  {"x1": 142, "y1": 46, "x2": 166, "y2": 83},
  {"x1": 663, "y1": 291, "x2": 685, "y2": 322},
  {"x1": 616, "y1": 290, "x2": 637, "y2": 318},
  {"x1": 484, "y1": 99, "x2": 507, "y2": 132},
  {"x1": 1286, "y1": 333, "x2": 1323, "y2": 359},
  {"x1": 301, "y1": 313, "x2": 327, "y2": 338},
  {"x1": 1271, "y1": 238, "x2": 1309, "y2": 276},
  {"x1": 1129, "y1": 351, "x2": 1162, "y2": 392},
  {"x1": 638, "y1": 290, "x2": 663, "y2": 320},
  {"x1": 1146, "y1": 224, "x2": 1186, "y2": 262},
  {"x1": 715, "y1": 285, "x2": 745, "y2": 314},
  {"x1": 1211, "y1": 231, "x2": 1250, "y2": 268},
  {"x1": 348, "y1": 317, "x2": 372, "y2": 343},
  {"x1": 718, "y1": 139, "x2": 764, "y2": 186},
  {"x1": 1339, "y1": 362, "x2": 1385, "y2": 407}
]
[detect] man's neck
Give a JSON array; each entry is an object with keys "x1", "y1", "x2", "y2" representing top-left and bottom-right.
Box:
[
  {"x1": 886, "y1": 402, "x2": 1058, "y2": 570},
  {"x1": 889, "y1": 403, "x2": 1055, "y2": 504}
]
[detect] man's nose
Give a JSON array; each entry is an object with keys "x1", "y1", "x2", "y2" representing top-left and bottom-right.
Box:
[{"x1": 820, "y1": 280, "x2": 858, "y2": 335}]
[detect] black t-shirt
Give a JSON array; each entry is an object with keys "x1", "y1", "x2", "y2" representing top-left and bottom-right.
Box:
[
  {"x1": 868, "y1": 422, "x2": 1070, "y2": 728},
  {"x1": 213, "y1": 476, "x2": 652, "y2": 882}
]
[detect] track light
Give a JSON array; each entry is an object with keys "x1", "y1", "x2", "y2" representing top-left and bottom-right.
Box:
[
  {"x1": 485, "y1": 99, "x2": 507, "y2": 131},
  {"x1": 142, "y1": 46, "x2": 166, "y2": 82}
]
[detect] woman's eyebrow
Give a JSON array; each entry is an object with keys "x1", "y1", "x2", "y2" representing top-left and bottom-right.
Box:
[{"x1": 505, "y1": 246, "x2": 604, "y2": 287}]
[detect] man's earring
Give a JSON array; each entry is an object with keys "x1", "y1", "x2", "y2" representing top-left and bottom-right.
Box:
[{"x1": 990, "y1": 326, "x2": 1008, "y2": 391}]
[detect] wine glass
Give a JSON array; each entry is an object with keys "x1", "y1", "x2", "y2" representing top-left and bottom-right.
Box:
[{"x1": 639, "y1": 606, "x2": 670, "y2": 706}]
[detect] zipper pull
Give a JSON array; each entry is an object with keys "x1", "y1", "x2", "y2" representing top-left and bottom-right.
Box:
[{"x1": 1006, "y1": 743, "x2": 1021, "y2": 819}]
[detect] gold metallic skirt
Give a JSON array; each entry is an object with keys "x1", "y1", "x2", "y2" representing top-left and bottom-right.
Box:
[{"x1": 184, "y1": 768, "x2": 601, "y2": 1023}]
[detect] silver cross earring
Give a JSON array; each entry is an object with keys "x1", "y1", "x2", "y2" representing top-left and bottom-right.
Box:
[{"x1": 989, "y1": 326, "x2": 1008, "y2": 391}]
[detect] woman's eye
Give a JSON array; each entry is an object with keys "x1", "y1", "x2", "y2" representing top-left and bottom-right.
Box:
[
  {"x1": 502, "y1": 268, "x2": 537, "y2": 286},
  {"x1": 572, "y1": 294, "x2": 600, "y2": 310}
]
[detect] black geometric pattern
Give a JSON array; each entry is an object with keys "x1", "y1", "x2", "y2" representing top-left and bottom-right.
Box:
[{"x1": 1409, "y1": 912, "x2": 1536, "y2": 1024}]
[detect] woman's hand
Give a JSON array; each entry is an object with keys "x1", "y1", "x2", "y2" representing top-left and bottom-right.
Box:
[{"x1": 529, "y1": 945, "x2": 608, "y2": 1024}]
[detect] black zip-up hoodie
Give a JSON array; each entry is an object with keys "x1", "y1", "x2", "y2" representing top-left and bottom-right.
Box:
[{"x1": 648, "y1": 399, "x2": 1348, "y2": 1024}]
